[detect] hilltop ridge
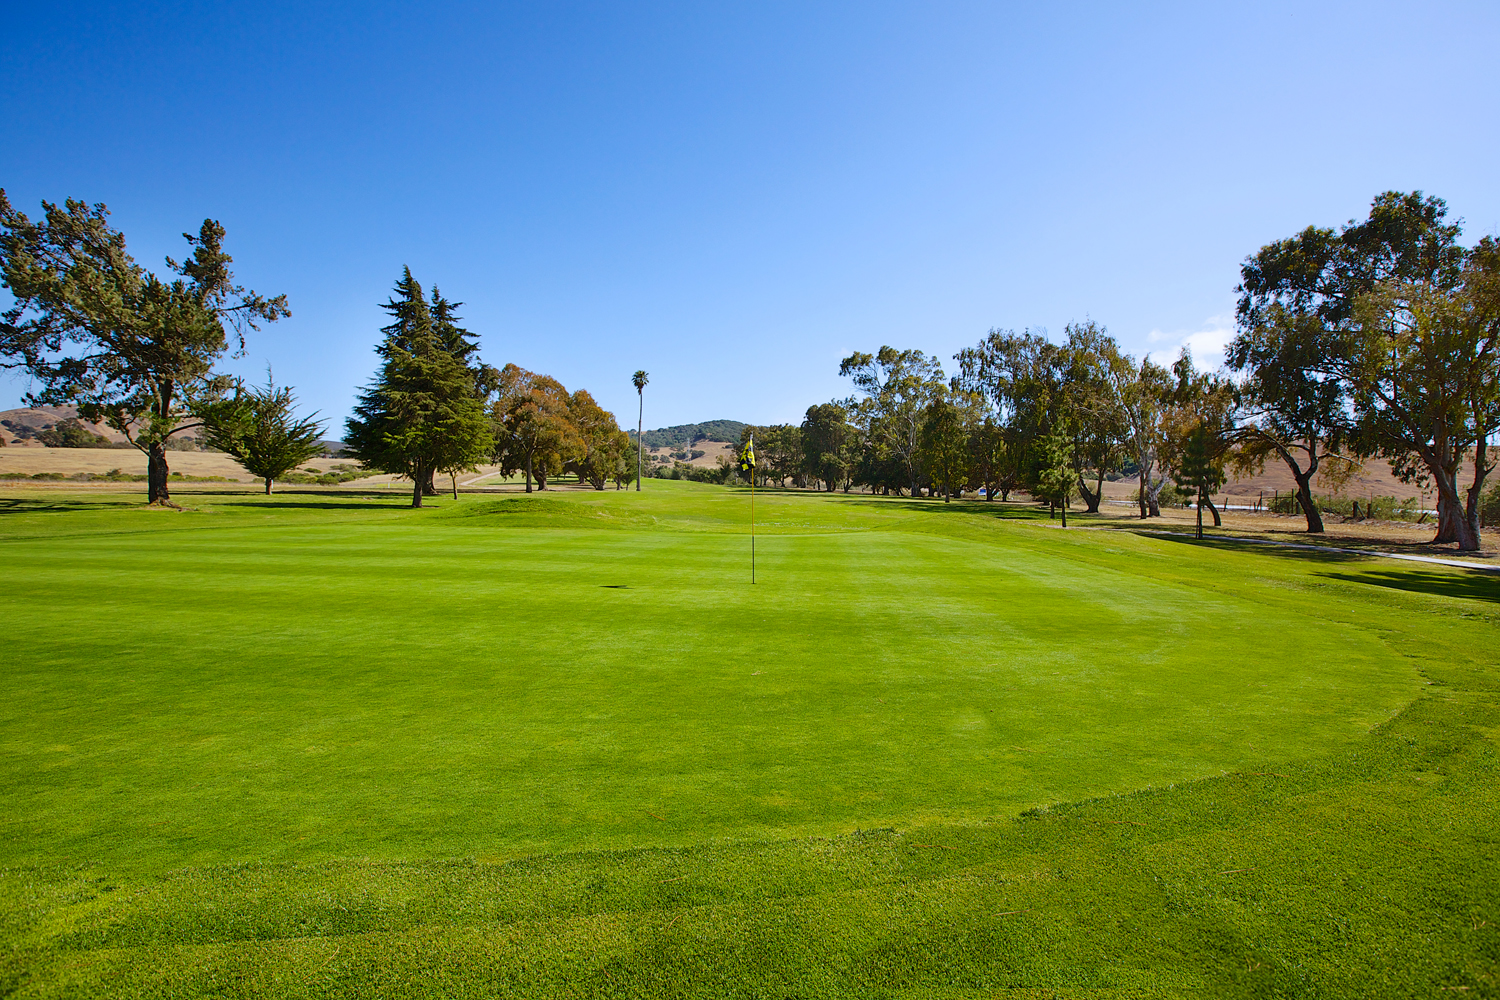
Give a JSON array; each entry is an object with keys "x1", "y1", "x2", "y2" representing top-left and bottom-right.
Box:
[{"x1": 627, "y1": 420, "x2": 745, "y2": 450}]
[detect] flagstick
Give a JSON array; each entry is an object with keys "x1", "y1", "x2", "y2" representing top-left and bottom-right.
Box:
[{"x1": 751, "y1": 469, "x2": 756, "y2": 584}]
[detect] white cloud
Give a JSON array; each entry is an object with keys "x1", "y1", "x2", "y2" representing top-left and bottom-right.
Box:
[{"x1": 1144, "y1": 314, "x2": 1235, "y2": 371}]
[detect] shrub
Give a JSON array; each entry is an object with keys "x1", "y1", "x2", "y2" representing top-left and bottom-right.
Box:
[{"x1": 1481, "y1": 482, "x2": 1500, "y2": 528}]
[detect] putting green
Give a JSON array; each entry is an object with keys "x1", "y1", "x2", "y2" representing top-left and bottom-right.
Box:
[{"x1": 0, "y1": 485, "x2": 1424, "y2": 873}]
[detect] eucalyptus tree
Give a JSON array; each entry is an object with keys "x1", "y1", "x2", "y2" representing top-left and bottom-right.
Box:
[
  {"x1": 1109, "y1": 353, "x2": 1173, "y2": 518},
  {"x1": 839, "y1": 346, "x2": 946, "y2": 497},
  {"x1": 567, "y1": 389, "x2": 629, "y2": 490},
  {"x1": 967, "y1": 416, "x2": 1018, "y2": 501},
  {"x1": 492, "y1": 364, "x2": 579, "y2": 491},
  {"x1": 0, "y1": 192, "x2": 288, "y2": 503},
  {"x1": 1060, "y1": 322, "x2": 1130, "y2": 513},
  {"x1": 918, "y1": 390, "x2": 970, "y2": 502},
  {"x1": 1161, "y1": 351, "x2": 1235, "y2": 529},
  {"x1": 1234, "y1": 191, "x2": 1494, "y2": 547},
  {"x1": 1343, "y1": 239, "x2": 1500, "y2": 549},
  {"x1": 801, "y1": 404, "x2": 851, "y2": 491}
]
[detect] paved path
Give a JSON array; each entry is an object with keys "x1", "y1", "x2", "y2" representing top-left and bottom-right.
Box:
[{"x1": 1141, "y1": 529, "x2": 1500, "y2": 574}]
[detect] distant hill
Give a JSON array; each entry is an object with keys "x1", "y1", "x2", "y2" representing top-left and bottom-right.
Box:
[
  {"x1": 629, "y1": 420, "x2": 746, "y2": 449},
  {"x1": 0, "y1": 405, "x2": 129, "y2": 447}
]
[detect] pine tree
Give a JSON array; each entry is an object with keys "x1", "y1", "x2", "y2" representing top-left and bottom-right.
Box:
[
  {"x1": 1033, "y1": 428, "x2": 1077, "y2": 527},
  {"x1": 1175, "y1": 422, "x2": 1224, "y2": 539},
  {"x1": 345, "y1": 270, "x2": 492, "y2": 507},
  {"x1": 198, "y1": 370, "x2": 324, "y2": 493}
]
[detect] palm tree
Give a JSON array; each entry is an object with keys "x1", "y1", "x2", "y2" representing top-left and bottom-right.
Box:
[{"x1": 632, "y1": 370, "x2": 649, "y2": 491}]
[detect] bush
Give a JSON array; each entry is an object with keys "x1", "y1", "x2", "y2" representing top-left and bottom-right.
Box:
[
  {"x1": 651, "y1": 461, "x2": 733, "y2": 484},
  {"x1": 1481, "y1": 482, "x2": 1500, "y2": 529},
  {"x1": 35, "y1": 418, "x2": 109, "y2": 448}
]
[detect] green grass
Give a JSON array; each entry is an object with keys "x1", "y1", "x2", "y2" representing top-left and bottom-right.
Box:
[{"x1": 1, "y1": 484, "x2": 1496, "y2": 997}]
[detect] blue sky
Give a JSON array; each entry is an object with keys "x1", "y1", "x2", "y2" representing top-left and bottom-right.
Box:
[{"x1": 3, "y1": 1, "x2": 1498, "y2": 432}]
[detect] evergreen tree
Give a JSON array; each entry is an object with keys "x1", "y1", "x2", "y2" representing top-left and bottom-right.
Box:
[
  {"x1": 345, "y1": 270, "x2": 492, "y2": 507},
  {"x1": 1033, "y1": 428, "x2": 1077, "y2": 526},
  {"x1": 198, "y1": 370, "x2": 325, "y2": 493},
  {"x1": 1174, "y1": 422, "x2": 1224, "y2": 539},
  {"x1": 0, "y1": 193, "x2": 288, "y2": 504}
]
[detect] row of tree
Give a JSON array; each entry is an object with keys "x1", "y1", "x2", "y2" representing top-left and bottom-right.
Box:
[
  {"x1": 343, "y1": 268, "x2": 635, "y2": 505},
  {"x1": 731, "y1": 192, "x2": 1498, "y2": 550},
  {"x1": 0, "y1": 193, "x2": 635, "y2": 506},
  {"x1": 3, "y1": 189, "x2": 1494, "y2": 545}
]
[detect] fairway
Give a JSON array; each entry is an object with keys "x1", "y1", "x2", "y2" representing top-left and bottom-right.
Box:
[{"x1": 2, "y1": 484, "x2": 1497, "y2": 997}]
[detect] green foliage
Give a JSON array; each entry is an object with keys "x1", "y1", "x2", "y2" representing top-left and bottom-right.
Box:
[
  {"x1": 0, "y1": 192, "x2": 288, "y2": 502},
  {"x1": 840, "y1": 346, "x2": 946, "y2": 496},
  {"x1": 198, "y1": 372, "x2": 324, "y2": 493},
  {"x1": 345, "y1": 269, "x2": 493, "y2": 506},
  {"x1": 567, "y1": 390, "x2": 631, "y2": 490},
  {"x1": 1482, "y1": 480, "x2": 1500, "y2": 528},
  {"x1": 1234, "y1": 191, "x2": 1500, "y2": 549},
  {"x1": 799, "y1": 404, "x2": 850, "y2": 491},
  {"x1": 33, "y1": 417, "x2": 108, "y2": 448},
  {"x1": 491, "y1": 365, "x2": 580, "y2": 492},
  {"x1": 1030, "y1": 427, "x2": 1076, "y2": 523},
  {"x1": 651, "y1": 459, "x2": 733, "y2": 483},
  {"x1": 631, "y1": 420, "x2": 746, "y2": 450},
  {"x1": 917, "y1": 393, "x2": 967, "y2": 501}
]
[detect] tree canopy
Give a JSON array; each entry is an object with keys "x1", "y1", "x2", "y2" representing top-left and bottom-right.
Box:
[
  {"x1": 0, "y1": 192, "x2": 288, "y2": 503},
  {"x1": 344, "y1": 269, "x2": 492, "y2": 507},
  {"x1": 198, "y1": 371, "x2": 325, "y2": 494}
]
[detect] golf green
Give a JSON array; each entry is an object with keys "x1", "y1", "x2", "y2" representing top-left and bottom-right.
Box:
[{"x1": 1, "y1": 484, "x2": 1495, "y2": 997}]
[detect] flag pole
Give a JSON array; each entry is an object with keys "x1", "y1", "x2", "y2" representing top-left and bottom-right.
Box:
[{"x1": 740, "y1": 435, "x2": 757, "y2": 584}]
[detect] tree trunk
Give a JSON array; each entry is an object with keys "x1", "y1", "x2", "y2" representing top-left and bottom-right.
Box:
[
  {"x1": 1465, "y1": 464, "x2": 1490, "y2": 550},
  {"x1": 1137, "y1": 467, "x2": 1149, "y2": 519},
  {"x1": 422, "y1": 468, "x2": 439, "y2": 496},
  {"x1": 1077, "y1": 474, "x2": 1102, "y2": 513},
  {"x1": 411, "y1": 472, "x2": 424, "y2": 508},
  {"x1": 1430, "y1": 465, "x2": 1479, "y2": 550},
  {"x1": 525, "y1": 456, "x2": 534, "y2": 493},
  {"x1": 1433, "y1": 467, "x2": 1463, "y2": 544},
  {"x1": 1143, "y1": 472, "x2": 1165, "y2": 518},
  {"x1": 1195, "y1": 490, "x2": 1204, "y2": 539},
  {"x1": 264, "y1": 477, "x2": 273, "y2": 495},
  {"x1": 1292, "y1": 467, "x2": 1324, "y2": 534},
  {"x1": 1059, "y1": 500, "x2": 1067, "y2": 527},
  {"x1": 1204, "y1": 496, "x2": 1222, "y2": 527},
  {"x1": 147, "y1": 442, "x2": 171, "y2": 503},
  {"x1": 451, "y1": 473, "x2": 458, "y2": 499}
]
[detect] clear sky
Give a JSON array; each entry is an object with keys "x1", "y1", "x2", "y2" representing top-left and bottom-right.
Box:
[{"x1": 3, "y1": 1, "x2": 1498, "y2": 432}]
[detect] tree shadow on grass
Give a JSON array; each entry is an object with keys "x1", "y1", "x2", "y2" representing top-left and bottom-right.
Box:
[
  {"x1": 833, "y1": 496, "x2": 1058, "y2": 521},
  {"x1": 1144, "y1": 532, "x2": 1500, "y2": 603},
  {"x1": 0, "y1": 495, "x2": 143, "y2": 515},
  {"x1": 1145, "y1": 531, "x2": 1372, "y2": 565},
  {"x1": 1318, "y1": 569, "x2": 1500, "y2": 605},
  {"x1": 213, "y1": 500, "x2": 418, "y2": 511}
]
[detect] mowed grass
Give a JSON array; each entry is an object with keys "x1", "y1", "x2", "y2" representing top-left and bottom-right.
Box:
[{"x1": 0, "y1": 484, "x2": 1496, "y2": 997}]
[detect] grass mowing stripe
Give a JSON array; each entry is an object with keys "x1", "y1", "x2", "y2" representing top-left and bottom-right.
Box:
[{"x1": 0, "y1": 484, "x2": 1495, "y2": 996}]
